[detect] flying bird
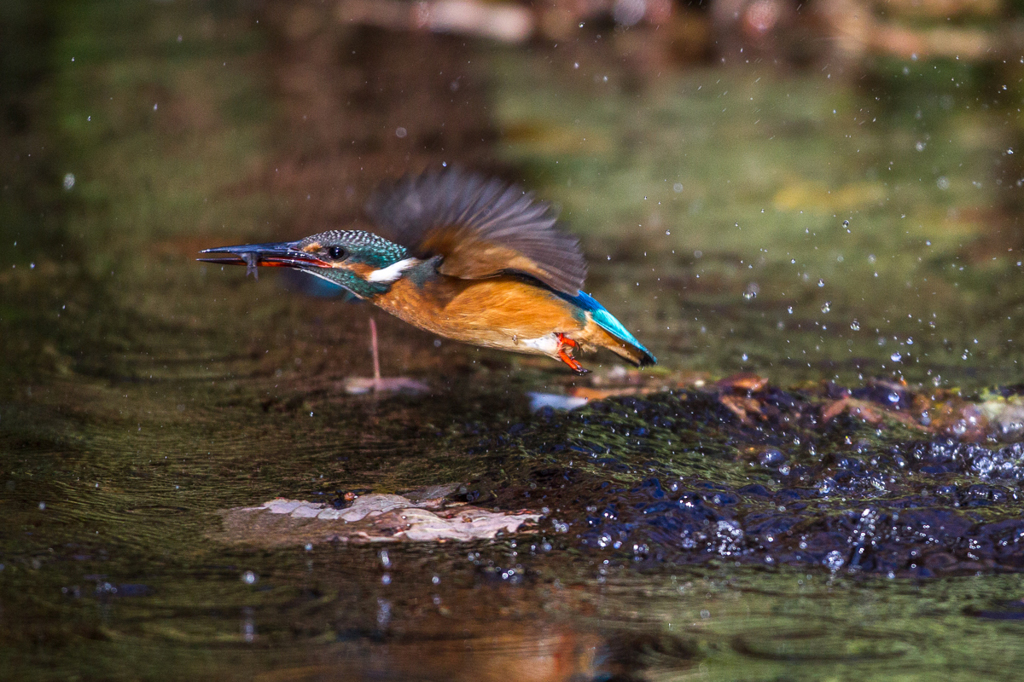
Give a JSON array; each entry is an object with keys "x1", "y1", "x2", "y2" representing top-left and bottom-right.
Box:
[{"x1": 199, "y1": 169, "x2": 655, "y2": 373}]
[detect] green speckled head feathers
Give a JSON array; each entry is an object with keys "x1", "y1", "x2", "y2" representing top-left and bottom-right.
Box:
[
  {"x1": 297, "y1": 230, "x2": 408, "y2": 269},
  {"x1": 294, "y1": 230, "x2": 411, "y2": 298}
]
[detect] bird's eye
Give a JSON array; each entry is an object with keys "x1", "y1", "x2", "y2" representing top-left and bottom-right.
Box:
[{"x1": 327, "y1": 246, "x2": 346, "y2": 260}]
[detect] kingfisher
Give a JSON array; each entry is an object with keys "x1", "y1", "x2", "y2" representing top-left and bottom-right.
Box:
[{"x1": 198, "y1": 169, "x2": 656, "y2": 373}]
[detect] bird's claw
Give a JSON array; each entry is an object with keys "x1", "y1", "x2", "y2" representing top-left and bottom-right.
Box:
[{"x1": 556, "y1": 333, "x2": 589, "y2": 374}]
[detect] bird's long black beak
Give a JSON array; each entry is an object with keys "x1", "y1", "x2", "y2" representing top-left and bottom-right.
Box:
[{"x1": 197, "y1": 241, "x2": 326, "y2": 279}]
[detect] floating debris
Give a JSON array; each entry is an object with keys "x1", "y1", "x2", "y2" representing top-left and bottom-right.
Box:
[
  {"x1": 215, "y1": 494, "x2": 541, "y2": 547},
  {"x1": 527, "y1": 392, "x2": 589, "y2": 411},
  {"x1": 344, "y1": 376, "x2": 430, "y2": 395}
]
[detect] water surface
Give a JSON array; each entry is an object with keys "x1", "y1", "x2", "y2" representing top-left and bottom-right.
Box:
[{"x1": 4, "y1": 1, "x2": 1024, "y2": 679}]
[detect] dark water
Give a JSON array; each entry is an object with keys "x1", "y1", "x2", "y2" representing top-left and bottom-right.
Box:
[{"x1": 5, "y1": 1, "x2": 1024, "y2": 679}]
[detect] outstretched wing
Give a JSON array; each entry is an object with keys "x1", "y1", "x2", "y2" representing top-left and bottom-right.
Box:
[{"x1": 364, "y1": 169, "x2": 587, "y2": 295}]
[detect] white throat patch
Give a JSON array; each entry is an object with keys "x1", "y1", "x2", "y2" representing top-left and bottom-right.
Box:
[{"x1": 366, "y1": 257, "x2": 419, "y2": 283}]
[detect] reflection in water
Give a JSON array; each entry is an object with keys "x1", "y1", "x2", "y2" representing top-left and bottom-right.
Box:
[{"x1": 257, "y1": 626, "x2": 610, "y2": 682}]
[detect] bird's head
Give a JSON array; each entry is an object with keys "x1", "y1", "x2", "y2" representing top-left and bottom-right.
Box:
[{"x1": 198, "y1": 230, "x2": 419, "y2": 298}]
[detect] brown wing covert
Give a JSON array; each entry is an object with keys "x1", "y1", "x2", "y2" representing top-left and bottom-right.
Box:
[{"x1": 364, "y1": 169, "x2": 587, "y2": 295}]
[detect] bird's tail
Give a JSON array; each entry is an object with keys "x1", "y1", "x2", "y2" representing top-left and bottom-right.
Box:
[{"x1": 566, "y1": 291, "x2": 657, "y2": 367}]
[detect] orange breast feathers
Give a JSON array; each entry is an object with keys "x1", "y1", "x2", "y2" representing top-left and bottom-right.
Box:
[{"x1": 372, "y1": 276, "x2": 586, "y2": 352}]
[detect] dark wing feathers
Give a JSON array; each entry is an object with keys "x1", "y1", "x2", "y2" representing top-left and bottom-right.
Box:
[{"x1": 364, "y1": 169, "x2": 587, "y2": 295}]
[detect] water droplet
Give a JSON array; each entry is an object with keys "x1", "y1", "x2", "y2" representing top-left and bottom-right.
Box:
[
  {"x1": 242, "y1": 571, "x2": 257, "y2": 585},
  {"x1": 817, "y1": 279, "x2": 825, "y2": 287},
  {"x1": 821, "y1": 302, "x2": 831, "y2": 313},
  {"x1": 850, "y1": 320, "x2": 860, "y2": 331},
  {"x1": 758, "y1": 449, "x2": 786, "y2": 467},
  {"x1": 891, "y1": 352, "x2": 902, "y2": 363}
]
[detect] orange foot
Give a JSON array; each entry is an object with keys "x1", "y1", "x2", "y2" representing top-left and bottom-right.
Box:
[{"x1": 556, "y1": 333, "x2": 589, "y2": 374}]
